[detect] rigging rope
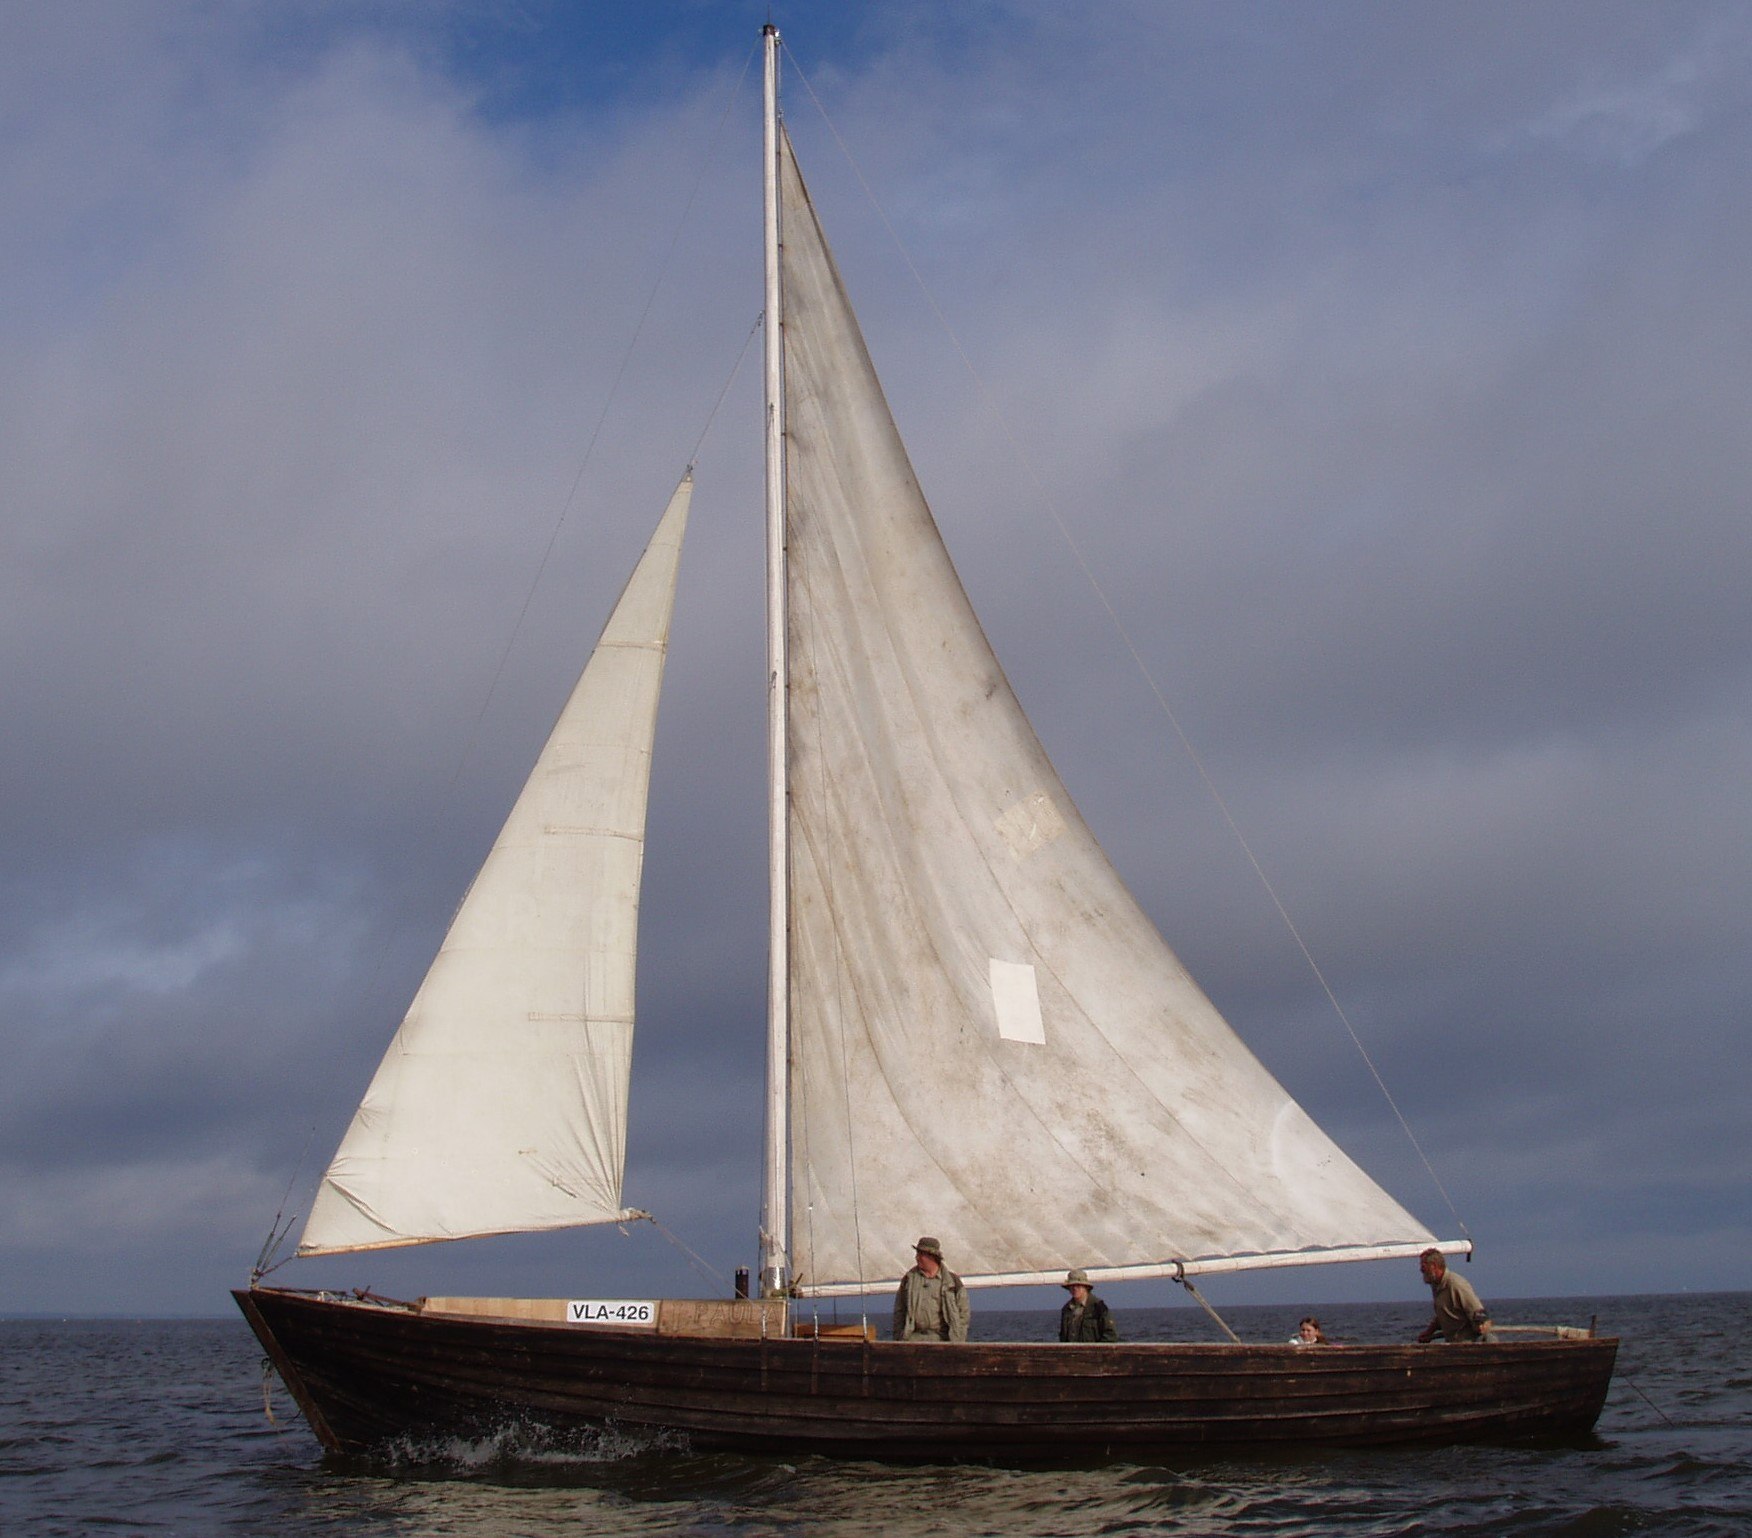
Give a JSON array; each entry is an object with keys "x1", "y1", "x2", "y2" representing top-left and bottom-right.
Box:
[
  {"x1": 252, "y1": 1123, "x2": 317, "y2": 1279},
  {"x1": 1173, "y1": 1263, "x2": 1241, "y2": 1343},
  {"x1": 1623, "y1": 1372, "x2": 1677, "y2": 1429},
  {"x1": 783, "y1": 44, "x2": 1467, "y2": 1241},
  {"x1": 447, "y1": 40, "x2": 759, "y2": 801},
  {"x1": 644, "y1": 1212, "x2": 730, "y2": 1292},
  {"x1": 690, "y1": 313, "x2": 764, "y2": 469}
]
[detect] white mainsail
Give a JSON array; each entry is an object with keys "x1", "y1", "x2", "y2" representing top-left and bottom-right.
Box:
[
  {"x1": 776, "y1": 129, "x2": 1439, "y2": 1293},
  {"x1": 299, "y1": 474, "x2": 692, "y2": 1255}
]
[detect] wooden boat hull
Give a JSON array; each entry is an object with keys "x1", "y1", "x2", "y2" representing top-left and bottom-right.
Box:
[{"x1": 237, "y1": 1287, "x2": 1617, "y2": 1459}]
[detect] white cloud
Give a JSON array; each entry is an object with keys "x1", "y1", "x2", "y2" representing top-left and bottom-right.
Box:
[{"x1": 1509, "y1": 13, "x2": 1752, "y2": 167}]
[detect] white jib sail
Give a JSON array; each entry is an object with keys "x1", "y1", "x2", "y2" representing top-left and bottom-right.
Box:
[
  {"x1": 777, "y1": 131, "x2": 1437, "y2": 1292},
  {"x1": 299, "y1": 475, "x2": 692, "y2": 1255}
]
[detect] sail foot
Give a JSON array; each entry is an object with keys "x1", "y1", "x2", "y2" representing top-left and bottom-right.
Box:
[
  {"x1": 795, "y1": 1239, "x2": 1475, "y2": 1298},
  {"x1": 296, "y1": 1206, "x2": 654, "y2": 1259}
]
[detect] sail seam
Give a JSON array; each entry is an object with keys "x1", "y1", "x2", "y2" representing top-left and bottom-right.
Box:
[
  {"x1": 526, "y1": 1012, "x2": 633, "y2": 1023},
  {"x1": 541, "y1": 826, "x2": 643, "y2": 840}
]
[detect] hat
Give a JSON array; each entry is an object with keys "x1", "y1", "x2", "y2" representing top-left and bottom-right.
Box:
[
  {"x1": 913, "y1": 1236, "x2": 943, "y2": 1259},
  {"x1": 1062, "y1": 1268, "x2": 1091, "y2": 1290}
]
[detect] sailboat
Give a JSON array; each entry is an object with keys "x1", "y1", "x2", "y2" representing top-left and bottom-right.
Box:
[{"x1": 236, "y1": 27, "x2": 1616, "y2": 1457}]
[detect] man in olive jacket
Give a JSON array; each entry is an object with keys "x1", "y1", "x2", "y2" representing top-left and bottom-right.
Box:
[
  {"x1": 1058, "y1": 1268, "x2": 1120, "y2": 1342},
  {"x1": 1415, "y1": 1248, "x2": 1493, "y2": 1342},
  {"x1": 892, "y1": 1236, "x2": 970, "y2": 1342}
]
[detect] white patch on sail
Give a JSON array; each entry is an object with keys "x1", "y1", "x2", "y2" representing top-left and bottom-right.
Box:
[
  {"x1": 989, "y1": 959, "x2": 1047, "y2": 1044},
  {"x1": 995, "y1": 792, "x2": 1066, "y2": 859}
]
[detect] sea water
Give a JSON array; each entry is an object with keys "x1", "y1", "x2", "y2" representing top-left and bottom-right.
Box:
[{"x1": 2, "y1": 1293, "x2": 1747, "y2": 1536}]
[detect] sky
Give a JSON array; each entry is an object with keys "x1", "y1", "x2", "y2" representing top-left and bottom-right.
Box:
[{"x1": 2, "y1": 0, "x2": 1748, "y2": 1320}]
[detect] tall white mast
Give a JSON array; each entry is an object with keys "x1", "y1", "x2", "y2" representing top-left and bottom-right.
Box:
[{"x1": 759, "y1": 21, "x2": 790, "y2": 1298}]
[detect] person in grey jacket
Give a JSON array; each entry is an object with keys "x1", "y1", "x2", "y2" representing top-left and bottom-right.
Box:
[{"x1": 892, "y1": 1236, "x2": 970, "y2": 1342}]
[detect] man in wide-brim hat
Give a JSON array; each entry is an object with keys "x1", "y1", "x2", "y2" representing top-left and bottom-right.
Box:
[
  {"x1": 1058, "y1": 1267, "x2": 1120, "y2": 1342},
  {"x1": 892, "y1": 1236, "x2": 970, "y2": 1342}
]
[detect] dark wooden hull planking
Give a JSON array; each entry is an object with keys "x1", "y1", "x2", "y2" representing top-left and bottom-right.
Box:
[{"x1": 235, "y1": 1287, "x2": 1618, "y2": 1460}]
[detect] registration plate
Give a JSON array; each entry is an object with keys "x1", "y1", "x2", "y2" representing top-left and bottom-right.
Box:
[{"x1": 566, "y1": 1299, "x2": 656, "y2": 1326}]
